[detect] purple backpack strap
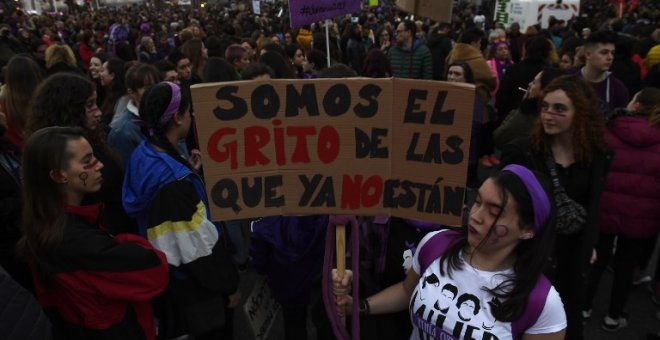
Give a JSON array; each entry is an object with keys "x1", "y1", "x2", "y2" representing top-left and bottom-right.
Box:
[
  {"x1": 511, "y1": 275, "x2": 552, "y2": 340},
  {"x1": 417, "y1": 229, "x2": 463, "y2": 274}
]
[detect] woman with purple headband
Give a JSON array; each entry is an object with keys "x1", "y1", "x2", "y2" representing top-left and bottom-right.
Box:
[
  {"x1": 122, "y1": 82, "x2": 240, "y2": 339},
  {"x1": 333, "y1": 166, "x2": 567, "y2": 339}
]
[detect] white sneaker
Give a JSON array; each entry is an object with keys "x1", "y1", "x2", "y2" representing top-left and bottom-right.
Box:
[
  {"x1": 601, "y1": 315, "x2": 628, "y2": 332},
  {"x1": 633, "y1": 273, "x2": 652, "y2": 285},
  {"x1": 581, "y1": 309, "x2": 592, "y2": 325}
]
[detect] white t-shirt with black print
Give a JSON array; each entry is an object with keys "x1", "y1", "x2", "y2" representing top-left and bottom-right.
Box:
[{"x1": 409, "y1": 230, "x2": 567, "y2": 340}]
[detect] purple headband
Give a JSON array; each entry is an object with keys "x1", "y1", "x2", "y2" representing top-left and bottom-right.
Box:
[
  {"x1": 502, "y1": 164, "x2": 551, "y2": 235},
  {"x1": 158, "y1": 81, "x2": 182, "y2": 127}
]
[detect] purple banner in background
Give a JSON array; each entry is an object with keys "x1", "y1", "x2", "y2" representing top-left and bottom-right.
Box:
[{"x1": 289, "y1": 0, "x2": 361, "y2": 28}]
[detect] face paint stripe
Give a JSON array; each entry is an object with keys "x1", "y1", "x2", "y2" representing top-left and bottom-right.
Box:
[{"x1": 83, "y1": 159, "x2": 99, "y2": 170}]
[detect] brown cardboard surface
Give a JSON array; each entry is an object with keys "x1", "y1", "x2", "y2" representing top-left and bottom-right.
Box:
[
  {"x1": 191, "y1": 78, "x2": 474, "y2": 225},
  {"x1": 395, "y1": 0, "x2": 453, "y2": 24}
]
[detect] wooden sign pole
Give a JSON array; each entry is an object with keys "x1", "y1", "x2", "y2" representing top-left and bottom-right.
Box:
[{"x1": 335, "y1": 224, "x2": 346, "y2": 326}]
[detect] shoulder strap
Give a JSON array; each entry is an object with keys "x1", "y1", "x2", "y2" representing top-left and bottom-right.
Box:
[
  {"x1": 418, "y1": 229, "x2": 463, "y2": 274},
  {"x1": 511, "y1": 275, "x2": 552, "y2": 340}
]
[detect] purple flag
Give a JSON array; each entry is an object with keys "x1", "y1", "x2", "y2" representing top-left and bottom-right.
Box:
[{"x1": 289, "y1": 0, "x2": 361, "y2": 28}]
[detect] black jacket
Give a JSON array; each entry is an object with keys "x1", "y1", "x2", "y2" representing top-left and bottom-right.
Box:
[
  {"x1": 0, "y1": 266, "x2": 52, "y2": 340},
  {"x1": 426, "y1": 30, "x2": 453, "y2": 80},
  {"x1": 500, "y1": 137, "x2": 613, "y2": 274}
]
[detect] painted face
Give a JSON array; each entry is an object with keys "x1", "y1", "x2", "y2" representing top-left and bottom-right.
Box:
[
  {"x1": 84, "y1": 92, "x2": 101, "y2": 130},
  {"x1": 176, "y1": 58, "x2": 192, "y2": 80},
  {"x1": 291, "y1": 49, "x2": 304, "y2": 67},
  {"x1": 495, "y1": 44, "x2": 509, "y2": 60},
  {"x1": 99, "y1": 62, "x2": 114, "y2": 87},
  {"x1": 527, "y1": 71, "x2": 543, "y2": 98},
  {"x1": 89, "y1": 57, "x2": 103, "y2": 79},
  {"x1": 586, "y1": 43, "x2": 615, "y2": 72},
  {"x1": 447, "y1": 66, "x2": 466, "y2": 83},
  {"x1": 59, "y1": 137, "x2": 104, "y2": 197},
  {"x1": 467, "y1": 178, "x2": 526, "y2": 252},
  {"x1": 559, "y1": 54, "x2": 573, "y2": 70},
  {"x1": 540, "y1": 89, "x2": 575, "y2": 138}
]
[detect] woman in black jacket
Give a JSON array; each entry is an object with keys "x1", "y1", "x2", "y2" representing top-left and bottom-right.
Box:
[{"x1": 500, "y1": 75, "x2": 612, "y2": 340}]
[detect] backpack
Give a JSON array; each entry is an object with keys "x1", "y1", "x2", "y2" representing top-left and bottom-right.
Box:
[{"x1": 417, "y1": 229, "x2": 551, "y2": 340}]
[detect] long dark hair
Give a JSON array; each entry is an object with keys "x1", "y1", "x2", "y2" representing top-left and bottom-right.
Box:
[
  {"x1": 439, "y1": 169, "x2": 556, "y2": 322},
  {"x1": 17, "y1": 126, "x2": 87, "y2": 285},
  {"x1": 27, "y1": 73, "x2": 113, "y2": 163},
  {"x1": 138, "y1": 82, "x2": 191, "y2": 169},
  {"x1": 101, "y1": 58, "x2": 126, "y2": 125},
  {"x1": 3, "y1": 55, "x2": 44, "y2": 135},
  {"x1": 182, "y1": 38, "x2": 206, "y2": 80},
  {"x1": 259, "y1": 51, "x2": 296, "y2": 79}
]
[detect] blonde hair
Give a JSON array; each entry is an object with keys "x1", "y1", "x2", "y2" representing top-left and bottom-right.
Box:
[{"x1": 45, "y1": 44, "x2": 77, "y2": 70}]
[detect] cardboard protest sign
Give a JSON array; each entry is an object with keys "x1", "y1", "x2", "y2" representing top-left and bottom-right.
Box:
[
  {"x1": 244, "y1": 276, "x2": 280, "y2": 340},
  {"x1": 288, "y1": 0, "x2": 361, "y2": 28},
  {"x1": 395, "y1": 0, "x2": 453, "y2": 24},
  {"x1": 191, "y1": 78, "x2": 474, "y2": 226}
]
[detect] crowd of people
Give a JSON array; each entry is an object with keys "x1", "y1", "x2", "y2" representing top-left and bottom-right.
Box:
[{"x1": 0, "y1": 0, "x2": 659, "y2": 339}]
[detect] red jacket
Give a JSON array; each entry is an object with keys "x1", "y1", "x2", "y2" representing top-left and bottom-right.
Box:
[
  {"x1": 78, "y1": 42, "x2": 95, "y2": 72},
  {"x1": 599, "y1": 114, "x2": 660, "y2": 238},
  {"x1": 35, "y1": 205, "x2": 169, "y2": 340}
]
